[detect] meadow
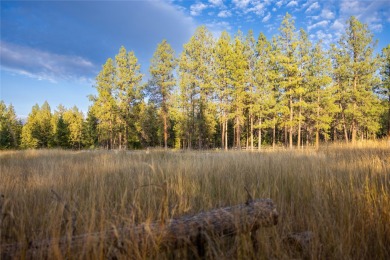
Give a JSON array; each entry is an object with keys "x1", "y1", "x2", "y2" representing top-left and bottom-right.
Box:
[{"x1": 1, "y1": 142, "x2": 389, "y2": 259}]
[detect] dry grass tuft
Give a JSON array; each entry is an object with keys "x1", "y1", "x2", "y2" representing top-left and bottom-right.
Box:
[{"x1": 1, "y1": 142, "x2": 389, "y2": 259}]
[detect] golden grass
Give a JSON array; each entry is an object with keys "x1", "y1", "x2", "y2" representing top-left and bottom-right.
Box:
[{"x1": 1, "y1": 142, "x2": 389, "y2": 259}]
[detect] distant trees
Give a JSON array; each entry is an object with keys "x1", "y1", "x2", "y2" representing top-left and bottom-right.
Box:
[
  {"x1": 1, "y1": 14, "x2": 389, "y2": 150},
  {"x1": 0, "y1": 101, "x2": 22, "y2": 149}
]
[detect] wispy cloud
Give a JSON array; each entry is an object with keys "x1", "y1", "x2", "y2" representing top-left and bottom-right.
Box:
[
  {"x1": 308, "y1": 20, "x2": 329, "y2": 31},
  {"x1": 339, "y1": 0, "x2": 389, "y2": 32},
  {"x1": 276, "y1": 1, "x2": 284, "y2": 8},
  {"x1": 232, "y1": 0, "x2": 251, "y2": 9},
  {"x1": 218, "y1": 10, "x2": 232, "y2": 18},
  {"x1": 247, "y1": 2, "x2": 266, "y2": 15},
  {"x1": 262, "y1": 12, "x2": 272, "y2": 22},
  {"x1": 190, "y1": 2, "x2": 208, "y2": 16},
  {"x1": 209, "y1": 0, "x2": 224, "y2": 7},
  {"x1": 320, "y1": 9, "x2": 334, "y2": 19},
  {"x1": 286, "y1": 1, "x2": 298, "y2": 8},
  {"x1": 0, "y1": 41, "x2": 97, "y2": 83},
  {"x1": 306, "y1": 2, "x2": 320, "y2": 13}
]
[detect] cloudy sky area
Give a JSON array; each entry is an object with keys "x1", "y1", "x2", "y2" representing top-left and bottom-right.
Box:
[{"x1": 1, "y1": 0, "x2": 389, "y2": 117}]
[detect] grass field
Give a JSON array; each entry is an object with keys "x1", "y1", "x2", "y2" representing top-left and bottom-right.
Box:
[{"x1": 1, "y1": 142, "x2": 389, "y2": 259}]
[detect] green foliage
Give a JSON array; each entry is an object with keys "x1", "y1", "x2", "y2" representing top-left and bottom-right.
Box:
[
  {"x1": 148, "y1": 40, "x2": 177, "y2": 148},
  {"x1": 2, "y1": 15, "x2": 388, "y2": 150},
  {"x1": 0, "y1": 101, "x2": 22, "y2": 149},
  {"x1": 177, "y1": 26, "x2": 217, "y2": 149},
  {"x1": 332, "y1": 16, "x2": 382, "y2": 142}
]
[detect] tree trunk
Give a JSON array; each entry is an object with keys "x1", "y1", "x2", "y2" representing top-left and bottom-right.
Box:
[
  {"x1": 289, "y1": 96, "x2": 293, "y2": 149},
  {"x1": 163, "y1": 112, "x2": 168, "y2": 150},
  {"x1": 352, "y1": 75, "x2": 357, "y2": 144},
  {"x1": 298, "y1": 95, "x2": 302, "y2": 149},
  {"x1": 388, "y1": 93, "x2": 390, "y2": 139},
  {"x1": 341, "y1": 108, "x2": 349, "y2": 143},
  {"x1": 221, "y1": 120, "x2": 225, "y2": 150},
  {"x1": 258, "y1": 117, "x2": 262, "y2": 151},
  {"x1": 315, "y1": 92, "x2": 320, "y2": 149},
  {"x1": 1, "y1": 199, "x2": 278, "y2": 258},
  {"x1": 272, "y1": 122, "x2": 276, "y2": 149},
  {"x1": 225, "y1": 120, "x2": 228, "y2": 150},
  {"x1": 250, "y1": 114, "x2": 254, "y2": 151}
]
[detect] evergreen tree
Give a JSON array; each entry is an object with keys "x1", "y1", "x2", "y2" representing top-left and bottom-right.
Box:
[
  {"x1": 114, "y1": 46, "x2": 144, "y2": 149},
  {"x1": 253, "y1": 33, "x2": 273, "y2": 149},
  {"x1": 21, "y1": 102, "x2": 53, "y2": 148},
  {"x1": 214, "y1": 31, "x2": 234, "y2": 150},
  {"x1": 379, "y1": 44, "x2": 390, "y2": 138},
  {"x1": 278, "y1": 13, "x2": 300, "y2": 148},
  {"x1": 63, "y1": 106, "x2": 84, "y2": 149},
  {"x1": 296, "y1": 28, "x2": 311, "y2": 148},
  {"x1": 52, "y1": 104, "x2": 70, "y2": 148},
  {"x1": 82, "y1": 109, "x2": 98, "y2": 148},
  {"x1": 55, "y1": 116, "x2": 70, "y2": 148},
  {"x1": 90, "y1": 58, "x2": 117, "y2": 149},
  {"x1": 307, "y1": 42, "x2": 338, "y2": 148},
  {"x1": 178, "y1": 26, "x2": 216, "y2": 149},
  {"x1": 231, "y1": 31, "x2": 248, "y2": 149},
  {"x1": 148, "y1": 40, "x2": 177, "y2": 149},
  {"x1": 336, "y1": 16, "x2": 381, "y2": 142},
  {"x1": 0, "y1": 102, "x2": 22, "y2": 149},
  {"x1": 244, "y1": 30, "x2": 257, "y2": 150}
]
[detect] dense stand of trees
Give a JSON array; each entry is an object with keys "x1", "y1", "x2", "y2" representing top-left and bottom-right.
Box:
[{"x1": 1, "y1": 14, "x2": 390, "y2": 150}]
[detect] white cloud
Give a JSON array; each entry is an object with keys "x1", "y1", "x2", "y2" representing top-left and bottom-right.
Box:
[
  {"x1": 247, "y1": 2, "x2": 266, "y2": 15},
  {"x1": 338, "y1": 0, "x2": 389, "y2": 33},
  {"x1": 218, "y1": 10, "x2": 231, "y2": 18},
  {"x1": 232, "y1": 0, "x2": 251, "y2": 9},
  {"x1": 206, "y1": 21, "x2": 232, "y2": 37},
  {"x1": 321, "y1": 9, "x2": 334, "y2": 19},
  {"x1": 308, "y1": 20, "x2": 329, "y2": 31},
  {"x1": 331, "y1": 19, "x2": 345, "y2": 32},
  {"x1": 190, "y1": 2, "x2": 208, "y2": 16},
  {"x1": 0, "y1": 41, "x2": 97, "y2": 83},
  {"x1": 272, "y1": 7, "x2": 277, "y2": 11},
  {"x1": 306, "y1": 2, "x2": 320, "y2": 13},
  {"x1": 209, "y1": 0, "x2": 224, "y2": 6},
  {"x1": 262, "y1": 12, "x2": 271, "y2": 22},
  {"x1": 286, "y1": 1, "x2": 298, "y2": 7},
  {"x1": 276, "y1": 1, "x2": 283, "y2": 8}
]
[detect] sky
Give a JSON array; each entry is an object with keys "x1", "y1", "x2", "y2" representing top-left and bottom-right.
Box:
[{"x1": 1, "y1": 0, "x2": 389, "y2": 119}]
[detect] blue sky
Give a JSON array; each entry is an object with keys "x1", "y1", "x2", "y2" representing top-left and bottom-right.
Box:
[{"x1": 1, "y1": 0, "x2": 389, "y2": 118}]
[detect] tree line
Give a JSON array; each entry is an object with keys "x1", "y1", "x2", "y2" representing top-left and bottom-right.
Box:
[{"x1": 1, "y1": 14, "x2": 390, "y2": 150}]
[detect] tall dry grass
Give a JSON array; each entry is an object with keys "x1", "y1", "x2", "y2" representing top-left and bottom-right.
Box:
[{"x1": 0, "y1": 142, "x2": 389, "y2": 259}]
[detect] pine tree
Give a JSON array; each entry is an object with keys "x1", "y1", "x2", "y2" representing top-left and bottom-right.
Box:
[
  {"x1": 52, "y1": 104, "x2": 70, "y2": 148},
  {"x1": 82, "y1": 109, "x2": 98, "y2": 149},
  {"x1": 21, "y1": 102, "x2": 53, "y2": 148},
  {"x1": 253, "y1": 33, "x2": 273, "y2": 149},
  {"x1": 148, "y1": 40, "x2": 177, "y2": 149},
  {"x1": 231, "y1": 31, "x2": 248, "y2": 149},
  {"x1": 379, "y1": 44, "x2": 390, "y2": 138},
  {"x1": 307, "y1": 42, "x2": 338, "y2": 148},
  {"x1": 0, "y1": 102, "x2": 22, "y2": 149},
  {"x1": 244, "y1": 30, "x2": 257, "y2": 150},
  {"x1": 278, "y1": 13, "x2": 299, "y2": 148},
  {"x1": 336, "y1": 16, "x2": 381, "y2": 142},
  {"x1": 296, "y1": 28, "x2": 311, "y2": 148},
  {"x1": 63, "y1": 106, "x2": 84, "y2": 149},
  {"x1": 178, "y1": 26, "x2": 216, "y2": 149},
  {"x1": 114, "y1": 46, "x2": 143, "y2": 149},
  {"x1": 90, "y1": 58, "x2": 117, "y2": 149},
  {"x1": 214, "y1": 31, "x2": 234, "y2": 150}
]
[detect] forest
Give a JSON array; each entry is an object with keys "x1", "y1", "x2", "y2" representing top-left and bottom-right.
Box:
[{"x1": 1, "y1": 14, "x2": 390, "y2": 150}]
